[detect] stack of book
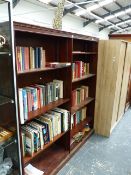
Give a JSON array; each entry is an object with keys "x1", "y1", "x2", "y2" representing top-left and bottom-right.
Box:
[
  {"x1": 72, "y1": 86, "x2": 89, "y2": 106},
  {"x1": 18, "y1": 80, "x2": 63, "y2": 124},
  {"x1": 71, "y1": 107, "x2": 87, "y2": 129},
  {"x1": 0, "y1": 126, "x2": 13, "y2": 143},
  {"x1": 72, "y1": 61, "x2": 89, "y2": 80},
  {"x1": 22, "y1": 108, "x2": 69, "y2": 157},
  {"x1": 46, "y1": 62, "x2": 71, "y2": 68},
  {"x1": 16, "y1": 46, "x2": 46, "y2": 72}
]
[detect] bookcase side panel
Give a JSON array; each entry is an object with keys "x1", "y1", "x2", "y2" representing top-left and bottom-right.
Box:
[
  {"x1": 110, "y1": 42, "x2": 126, "y2": 129},
  {"x1": 117, "y1": 43, "x2": 131, "y2": 121},
  {"x1": 94, "y1": 40, "x2": 122, "y2": 137}
]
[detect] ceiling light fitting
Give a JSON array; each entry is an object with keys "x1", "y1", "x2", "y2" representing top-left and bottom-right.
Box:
[{"x1": 38, "y1": 0, "x2": 52, "y2": 4}]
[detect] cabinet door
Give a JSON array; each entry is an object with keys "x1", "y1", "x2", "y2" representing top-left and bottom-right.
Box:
[
  {"x1": 0, "y1": 1, "x2": 22, "y2": 174},
  {"x1": 117, "y1": 43, "x2": 131, "y2": 120},
  {"x1": 94, "y1": 40, "x2": 126, "y2": 137}
]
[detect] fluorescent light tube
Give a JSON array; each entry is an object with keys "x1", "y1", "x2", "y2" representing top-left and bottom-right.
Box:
[{"x1": 38, "y1": 0, "x2": 52, "y2": 4}]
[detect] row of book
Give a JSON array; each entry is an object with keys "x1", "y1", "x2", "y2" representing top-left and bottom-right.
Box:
[
  {"x1": 72, "y1": 86, "x2": 89, "y2": 106},
  {"x1": 18, "y1": 80, "x2": 63, "y2": 124},
  {"x1": 71, "y1": 107, "x2": 87, "y2": 129},
  {"x1": 22, "y1": 108, "x2": 69, "y2": 157},
  {"x1": 16, "y1": 46, "x2": 46, "y2": 72},
  {"x1": 72, "y1": 61, "x2": 89, "y2": 80}
]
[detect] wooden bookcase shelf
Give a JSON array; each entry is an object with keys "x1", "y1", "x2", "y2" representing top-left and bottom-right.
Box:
[
  {"x1": 70, "y1": 36, "x2": 98, "y2": 153},
  {"x1": 17, "y1": 65, "x2": 71, "y2": 75},
  {"x1": 71, "y1": 117, "x2": 92, "y2": 137},
  {"x1": 13, "y1": 22, "x2": 98, "y2": 175},
  {"x1": 24, "y1": 130, "x2": 69, "y2": 165},
  {"x1": 72, "y1": 74, "x2": 95, "y2": 83},
  {"x1": 26, "y1": 98, "x2": 70, "y2": 123},
  {"x1": 70, "y1": 129, "x2": 94, "y2": 151},
  {"x1": 0, "y1": 52, "x2": 10, "y2": 55},
  {"x1": 72, "y1": 51, "x2": 97, "y2": 55},
  {"x1": 71, "y1": 97, "x2": 94, "y2": 114},
  {"x1": 31, "y1": 144, "x2": 69, "y2": 175},
  {"x1": 0, "y1": 95, "x2": 12, "y2": 106}
]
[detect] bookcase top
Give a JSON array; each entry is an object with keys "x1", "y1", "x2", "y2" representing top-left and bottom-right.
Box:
[{"x1": 13, "y1": 22, "x2": 98, "y2": 42}]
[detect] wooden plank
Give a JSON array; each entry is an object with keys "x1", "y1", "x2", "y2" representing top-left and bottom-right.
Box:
[
  {"x1": 24, "y1": 131, "x2": 69, "y2": 165},
  {"x1": 94, "y1": 40, "x2": 126, "y2": 137},
  {"x1": 117, "y1": 43, "x2": 131, "y2": 120},
  {"x1": 71, "y1": 97, "x2": 94, "y2": 114},
  {"x1": 111, "y1": 41, "x2": 126, "y2": 129}
]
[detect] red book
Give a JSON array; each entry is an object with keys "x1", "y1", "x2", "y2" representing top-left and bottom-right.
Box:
[
  {"x1": 24, "y1": 47, "x2": 29, "y2": 70},
  {"x1": 16, "y1": 46, "x2": 21, "y2": 71},
  {"x1": 73, "y1": 113, "x2": 76, "y2": 127}
]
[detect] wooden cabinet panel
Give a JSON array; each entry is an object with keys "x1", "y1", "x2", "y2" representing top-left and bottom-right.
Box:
[
  {"x1": 111, "y1": 42, "x2": 126, "y2": 128},
  {"x1": 94, "y1": 40, "x2": 127, "y2": 137},
  {"x1": 117, "y1": 43, "x2": 131, "y2": 120}
]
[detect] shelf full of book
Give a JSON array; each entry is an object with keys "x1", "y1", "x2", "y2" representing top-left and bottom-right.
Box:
[
  {"x1": 70, "y1": 36, "x2": 98, "y2": 152},
  {"x1": 14, "y1": 22, "x2": 72, "y2": 175},
  {"x1": 13, "y1": 22, "x2": 98, "y2": 175}
]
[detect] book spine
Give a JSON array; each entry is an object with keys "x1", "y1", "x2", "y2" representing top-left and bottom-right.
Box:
[{"x1": 18, "y1": 89, "x2": 24, "y2": 124}]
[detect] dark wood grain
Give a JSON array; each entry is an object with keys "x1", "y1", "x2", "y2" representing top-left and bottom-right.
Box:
[
  {"x1": 72, "y1": 74, "x2": 96, "y2": 83},
  {"x1": 71, "y1": 97, "x2": 94, "y2": 114},
  {"x1": 72, "y1": 51, "x2": 97, "y2": 55},
  {"x1": 25, "y1": 98, "x2": 70, "y2": 122},
  {"x1": 24, "y1": 131, "x2": 69, "y2": 165}
]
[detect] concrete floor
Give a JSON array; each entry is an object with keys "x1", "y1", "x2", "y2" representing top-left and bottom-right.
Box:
[{"x1": 57, "y1": 109, "x2": 131, "y2": 175}]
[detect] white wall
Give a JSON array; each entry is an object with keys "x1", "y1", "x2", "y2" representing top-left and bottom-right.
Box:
[{"x1": 13, "y1": 0, "x2": 110, "y2": 39}]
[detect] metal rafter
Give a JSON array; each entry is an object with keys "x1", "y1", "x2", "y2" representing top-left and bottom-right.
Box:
[
  {"x1": 63, "y1": 6, "x2": 77, "y2": 16},
  {"x1": 13, "y1": 0, "x2": 20, "y2": 7},
  {"x1": 110, "y1": 24, "x2": 131, "y2": 34},
  {"x1": 83, "y1": 4, "x2": 131, "y2": 27},
  {"x1": 99, "y1": 17, "x2": 131, "y2": 31},
  {"x1": 64, "y1": 0, "x2": 102, "y2": 18}
]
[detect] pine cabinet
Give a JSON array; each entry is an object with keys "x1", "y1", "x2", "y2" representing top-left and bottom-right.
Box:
[{"x1": 94, "y1": 40, "x2": 131, "y2": 137}]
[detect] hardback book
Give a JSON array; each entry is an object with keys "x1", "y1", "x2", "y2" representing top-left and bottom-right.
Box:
[
  {"x1": 16, "y1": 46, "x2": 21, "y2": 72},
  {"x1": 29, "y1": 47, "x2": 35, "y2": 69},
  {"x1": 18, "y1": 88, "x2": 24, "y2": 124},
  {"x1": 46, "y1": 62, "x2": 71, "y2": 68},
  {"x1": 0, "y1": 126, "x2": 13, "y2": 143},
  {"x1": 53, "y1": 80, "x2": 63, "y2": 98},
  {"x1": 24, "y1": 47, "x2": 30, "y2": 70},
  {"x1": 48, "y1": 110, "x2": 61, "y2": 134},
  {"x1": 53, "y1": 108, "x2": 69, "y2": 132},
  {"x1": 21, "y1": 132, "x2": 26, "y2": 157},
  {"x1": 34, "y1": 118, "x2": 50, "y2": 144},
  {"x1": 27, "y1": 124, "x2": 40, "y2": 152},
  {"x1": 39, "y1": 116, "x2": 53, "y2": 141},
  {"x1": 22, "y1": 126, "x2": 34, "y2": 156},
  {"x1": 29, "y1": 121, "x2": 44, "y2": 149},
  {"x1": 41, "y1": 49, "x2": 46, "y2": 68}
]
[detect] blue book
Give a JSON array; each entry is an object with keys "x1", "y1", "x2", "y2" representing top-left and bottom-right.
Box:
[
  {"x1": 22, "y1": 88, "x2": 28, "y2": 121},
  {"x1": 21, "y1": 47, "x2": 25, "y2": 71},
  {"x1": 35, "y1": 47, "x2": 39, "y2": 68},
  {"x1": 34, "y1": 119, "x2": 50, "y2": 144},
  {"x1": 38, "y1": 47, "x2": 41, "y2": 68}
]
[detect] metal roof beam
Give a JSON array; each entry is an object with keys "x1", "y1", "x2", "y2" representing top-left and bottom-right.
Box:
[
  {"x1": 99, "y1": 17, "x2": 131, "y2": 31},
  {"x1": 111, "y1": 24, "x2": 131, "y2": 33},
  {"x1": 84, "y1": 4, "x2": 131, "y2": 26}
]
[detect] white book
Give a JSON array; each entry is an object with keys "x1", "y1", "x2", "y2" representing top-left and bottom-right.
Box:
[
  {"x1": 25, "y1": 164, "x2": 44, "y2": 175},
  {"x1": 53, "y1": 80, "x2": 63, "y2": 98},
  {"x1": 49, "y1": 110, "x2": 61, "y2": 134},
  {"x1": 18, "y1": 88, "x2": 24, "y2": 124}
]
